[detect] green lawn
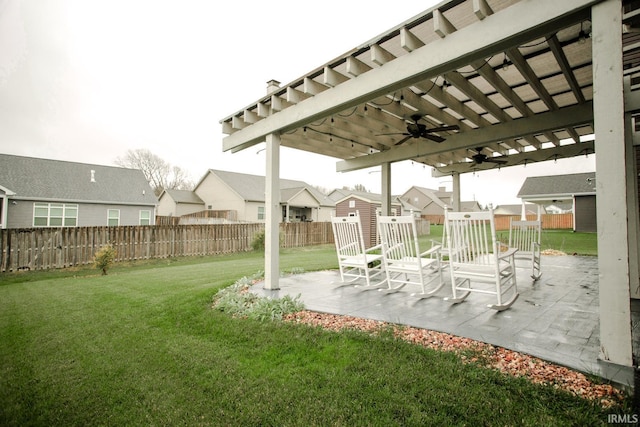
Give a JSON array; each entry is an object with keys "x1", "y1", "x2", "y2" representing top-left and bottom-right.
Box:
[
  {"x1": 428, "y1": 225, "x2": 598, "y2": 256},
  {"x1": 0, "y1": 237, "x2": 617, "y2": 426}
]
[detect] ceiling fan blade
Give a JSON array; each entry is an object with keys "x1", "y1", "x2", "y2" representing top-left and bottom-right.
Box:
[
  {"x1": 485, "y1": 158, "x2": 508, "y2": 164},
  {"x1": 376, "y1": 132, "x2": 410, "y2": 136},
  {"x1": 394, "y1": 135, "x2": 413, "y2": 146},
  {"x1": 427, "y1": 125, "x2": 460, "y2": 133},
  {"x1": 422, "y1": 133, "x2": 446, "y2": 143}
]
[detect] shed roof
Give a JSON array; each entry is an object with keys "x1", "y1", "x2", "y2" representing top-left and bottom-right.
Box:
[
  {"x1": 0, "y1": 154, "x2": 157, "y2": 206},
  {"x1": 334, "y1": 190, "x2": 401, "y2": 205},
  {"x1": 517, "y1": 172, "x2": 596, "y2": 198}
]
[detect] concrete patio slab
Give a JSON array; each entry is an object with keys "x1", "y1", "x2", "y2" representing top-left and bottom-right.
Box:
[{"x1": 253, "y1": 255, "x2": 639, "y2": 388}]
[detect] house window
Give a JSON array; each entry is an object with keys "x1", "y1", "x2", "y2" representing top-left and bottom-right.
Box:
[
  {"x1": 349, "y1": 200, "x2": 356, "y2": 208},
  {"x1": 108, "y1": 209, "x2": 120, "y2": 226},
  {"x1": 139, "y1": 210, "x2": 151, "y2": 225},
  {"x1": 33, "y1": 203, "x2": 78, "y2": 227},
  {"x1": 258, "y1": 206, "x2": 265, "y2": 220}
]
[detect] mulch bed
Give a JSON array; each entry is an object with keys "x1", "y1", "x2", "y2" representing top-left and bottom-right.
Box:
[{"x1": 284, "y1": 310, "x2": 626, "y2": 408}]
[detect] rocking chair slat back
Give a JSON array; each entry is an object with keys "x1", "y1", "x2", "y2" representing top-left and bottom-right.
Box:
[
  {"x1": 331, "y1": 213, "x2": 386, "y2": 289},
  {"x1": 508, "y1": 219, "x2": 542, "y2": 280}
]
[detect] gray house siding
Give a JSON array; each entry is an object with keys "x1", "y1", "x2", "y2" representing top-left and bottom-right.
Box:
[
  {"x1": 6, "y1": 200, "x2": 32, "y2": 228},
  {"x1": 7, "y1": 200, "x2": 155, "y2": 228},
  {"x1": 77, "y1": 203, "x2": 154, "y2": 227}
]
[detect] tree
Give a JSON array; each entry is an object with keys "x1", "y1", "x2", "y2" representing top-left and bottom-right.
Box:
[
  {"x1": 341, "y1": 184, "x2": 369, "y2": 192},
  {"x1": 115, "y1": 149, "x2": 194, "y2": 196}
]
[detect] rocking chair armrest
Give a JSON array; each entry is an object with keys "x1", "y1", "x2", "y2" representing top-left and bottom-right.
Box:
[
  {"x1": 420, "y1": 245, "x2": 441, "y2": 257},
  {"x1": 338, "y1": 241, "x2": 359, "y2": 252},
  {"x1": 497, "y1": 241, "x2": 510, "y2": 251},
  {"x1": 365, "y1": 243, "x2": 383, "y2": 253},
  {"x1": 498, "y1": 247, "x2": 518, "y2": 259}
]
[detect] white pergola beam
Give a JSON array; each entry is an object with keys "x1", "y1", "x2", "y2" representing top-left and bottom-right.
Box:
[
  {"x1": 371, "y1": 44, "x2": 396, "y2": 65},
  {"x1": 346, "y1": 56, "x2": 372, "y2": 77},
  {"x1": 473, "y1": 0, "x2": 494, "y2": 20},
  {"x1": 434, "y1": 9, "x2": 457, "y2": 38},
  {"x1": 337, "y1": 101, "x2": 593, "y2": 172},
  {"x1": 222, "y1": 0, "x2": 597, "y2": 154},
  {"x1": 431, "y1": 140, "x2": 594, "y2": 175},
  {"x1": 400, "y1": 27, "x2": 425, "y2": 52},
  {"x1": 303, "y1": 77, "x2": 329, "y2": 95}
]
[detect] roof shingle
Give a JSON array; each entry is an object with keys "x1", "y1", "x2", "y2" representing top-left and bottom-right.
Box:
[{"x1": 0, "y1": 154, "x2": 157, "y2": 205}]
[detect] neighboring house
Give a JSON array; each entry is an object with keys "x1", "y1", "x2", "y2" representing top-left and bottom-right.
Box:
[
  {"x1": 326, "y1": 188, "x2": 352, "y2": 203},
  {"x1": 171, "y1": 169, "x2": 335, "y2": 223},
  {"x1": 517, "y1": 172, "x2": 596, "y2": 232},
  {"x1": 157, "y1": 189, "x2": 205, "y2": 217},
  {"x1": 493, "y1": 203, "x2": 543, "y2": 217},
  {"x1": 0, "y1": 154, "x2": 157, "y2": 229},
  {"x1": 398, "y1": 186, "x2": 482, "y2": 223},
  {"x1": 334, "y1": 190, "x2": 402, "y2": 248}
]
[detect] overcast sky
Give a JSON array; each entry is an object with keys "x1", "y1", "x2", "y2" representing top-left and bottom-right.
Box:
[{"x1": 0, "y1": 0, "x2": 595, "y2": 206}]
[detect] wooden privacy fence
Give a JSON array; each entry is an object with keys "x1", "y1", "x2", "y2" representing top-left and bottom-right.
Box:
[
  {"x1": 0, "y1": 222, "x2": 335, "y2": 272},
  {"x1": 424, "y1": 213, "x2": 574, "y2": 230},
  {"x1": 280, "y1": 222, "x2": 334, "y2": 247}
]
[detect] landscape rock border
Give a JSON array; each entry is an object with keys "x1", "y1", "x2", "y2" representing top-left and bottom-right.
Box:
[{"x1": 284, "y1": 310, "x2": 626, "y2": 408}]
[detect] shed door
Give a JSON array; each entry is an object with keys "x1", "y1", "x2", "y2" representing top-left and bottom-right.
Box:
[{"x1": 574, "y1": 195, "x2": 597, "y2": 232}]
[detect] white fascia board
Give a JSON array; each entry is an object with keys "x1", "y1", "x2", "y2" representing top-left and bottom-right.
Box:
[{"x1": 0, "y1": 184, "x2": 16, "y2": 196}]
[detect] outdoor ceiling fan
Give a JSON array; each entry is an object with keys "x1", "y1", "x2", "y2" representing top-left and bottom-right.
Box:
[
  {"x1": 469, "y1": 147, "x2": 508, "y2": 166},
  {"x1": 377, "y1": 114, "x2": 459, "y2": 146}
]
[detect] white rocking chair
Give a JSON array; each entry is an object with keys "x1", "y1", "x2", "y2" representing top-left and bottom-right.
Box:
[
  {"x1": 331, "y1": 213, "x2": 386, "y2": 289},
  {"x1": 445, "y1": 209, "x2": 519, "y2": 311},
  {"x1": 377, "y1": 215, "x2": 444, "y2": 299},
  {"x1": 508, "y1": 218, "x2": 542, "y2": 280}
]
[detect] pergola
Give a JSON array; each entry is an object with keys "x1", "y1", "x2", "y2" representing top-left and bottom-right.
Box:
[{"x1": 221, "y1": 0, "x2": 640, "y2": 377}]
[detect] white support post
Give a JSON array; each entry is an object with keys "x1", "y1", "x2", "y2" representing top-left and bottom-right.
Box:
[
  {"x1": 381, "y1": 162, "x2": 391, "y2": 215},
  {"x1": 593, "y1": 0, "x2": 633, "y2": 367},
  {"x1": 624, "y1": 76, "x2": 640, "y2": 299},
  {"x1": 264, "y1": 132, "x2": 281, "y2": 290},
  {"x1": 1, "y1": 196, "x2": 7, "y2": 229},
  {"x1": 452, "y1": 173, "x2": 461, "y2": 211}
]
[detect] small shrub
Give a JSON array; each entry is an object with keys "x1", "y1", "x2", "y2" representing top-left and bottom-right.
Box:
[
  {"x1": 251, "y1": 230, "x2": 284, "y2": 252},
  {"x1": 93, "y1": 244, "x2": 116, "y2": 275},
  {"x1": 251, "y1": 230, "x2": 266, "y2": 251},
  {"x1": 212, "y1": 274, "x2": 304, "y2": 320},
  {"x1": 288, "y1": 267, "x2": 305, "y2": 275}
]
